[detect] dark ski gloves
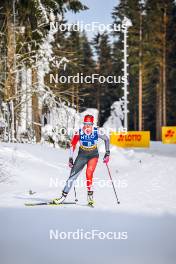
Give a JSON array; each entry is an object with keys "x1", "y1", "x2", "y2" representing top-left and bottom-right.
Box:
[
  {"x1": 103, "y1": 151, "x2": 110, "y2": 164},
  {"x1": 69, "y1": 157, "x2": 74, "y2": 168}
]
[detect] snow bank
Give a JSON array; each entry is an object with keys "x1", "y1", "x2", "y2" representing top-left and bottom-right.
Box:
[{"x1": 0, "y1": 142, "x2": 176, "y2": 264}]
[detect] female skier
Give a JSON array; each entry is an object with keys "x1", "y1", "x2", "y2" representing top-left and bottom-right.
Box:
[{"x1": 52, "y1": 114, "x2": 110, "y2": 206}]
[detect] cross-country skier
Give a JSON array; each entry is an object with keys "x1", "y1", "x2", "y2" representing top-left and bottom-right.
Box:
[{"x1": 52, "y1": 114, "x2": 110, "y2": 206}]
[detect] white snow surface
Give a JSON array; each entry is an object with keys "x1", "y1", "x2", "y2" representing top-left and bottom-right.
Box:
[{"x1": 0, "y1": 142, "x2": 176, "y2": 264}]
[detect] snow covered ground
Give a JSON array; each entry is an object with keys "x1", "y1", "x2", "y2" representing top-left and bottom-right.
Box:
[{"x1": 0, "y1": 142, "x2": 176, "y2": 264}]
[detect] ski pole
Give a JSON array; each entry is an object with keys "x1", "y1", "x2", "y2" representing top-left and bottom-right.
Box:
[
  {"x1": 74, "y1": 186, "x2": 78, "y2": 202},
  {"x1": 106, "y1": 163, "x2": 120, "y2": 204}
]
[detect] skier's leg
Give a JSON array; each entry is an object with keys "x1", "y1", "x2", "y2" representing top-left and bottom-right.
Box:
[
  {"x1": 63, "y1": 155, "x2": 87, "y2": 194},
  {"x1": 86, "y1": 157, "x2": 98, "y2": 191},
  {"x1": 53, "y1": 155, "x2": 87, "y2": 204},
  {"x1": 86, "y1": 157, "x2": 98, "y2": 206}
]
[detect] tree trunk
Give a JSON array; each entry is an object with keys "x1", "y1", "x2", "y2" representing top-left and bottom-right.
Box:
[
  {"x1": 71, "y1": 85, "x2": 74, "y2": 107},
  {"x1": 4, "y1": 7, "x2": 17, "y2": 141},
  {"x1": 138, "y1": 13, "x2": 143, "y2": 131},
  {"x1": 162, "y1": 6, "x2": 167, "y2": 126},
  {"x1": 4, "y1": 9, "x2": 16, "y2": 101},
  {"x1": 156, "y1": 70, "x2": 163, "y2": 141},
  {"x1": 134, "y1": 109, "x2": 137, "y2": 131},
  {"x1": 32, "y1": 68, "x2": 41, "y2": 143},
  {"x1": 97, "y1": 85, "x2": 100, "y2": 126},
  {"x1": 76, "y1": 85, "x2": 79, "y2": 112}
]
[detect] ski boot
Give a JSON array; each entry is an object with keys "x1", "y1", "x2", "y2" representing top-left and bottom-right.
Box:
[
  {"x1": 87, "y1": 191, "x2": 94, "y2": 207},
  {"x1": 52, "y1": 192, "x2": 67, "y2": 205}
]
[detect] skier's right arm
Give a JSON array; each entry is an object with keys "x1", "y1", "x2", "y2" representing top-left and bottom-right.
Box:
[{"x1": 69, "y1": 133, "x2": 79, "y2": 168}]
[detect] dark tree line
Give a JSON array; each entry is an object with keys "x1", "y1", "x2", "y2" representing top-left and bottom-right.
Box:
[
  {"x1": 0, "y1": 0, "x2": 175, "y2": 142},
  {"x1": 55, "y1": 0, "x2": 176, "y2": 140}
]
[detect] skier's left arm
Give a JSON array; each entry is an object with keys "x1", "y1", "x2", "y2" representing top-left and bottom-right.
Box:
[{"x1": 98, "y1": 132, "x2": 110, "y2": 163}]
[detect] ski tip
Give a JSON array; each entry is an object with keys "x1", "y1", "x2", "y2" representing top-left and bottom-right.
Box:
[
  {"x1": 24, "y1": 201, "x2": 77, "y2": 206},
  {"x1": 25, "y1": 202, "x2": 48, "y2": 206}
]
